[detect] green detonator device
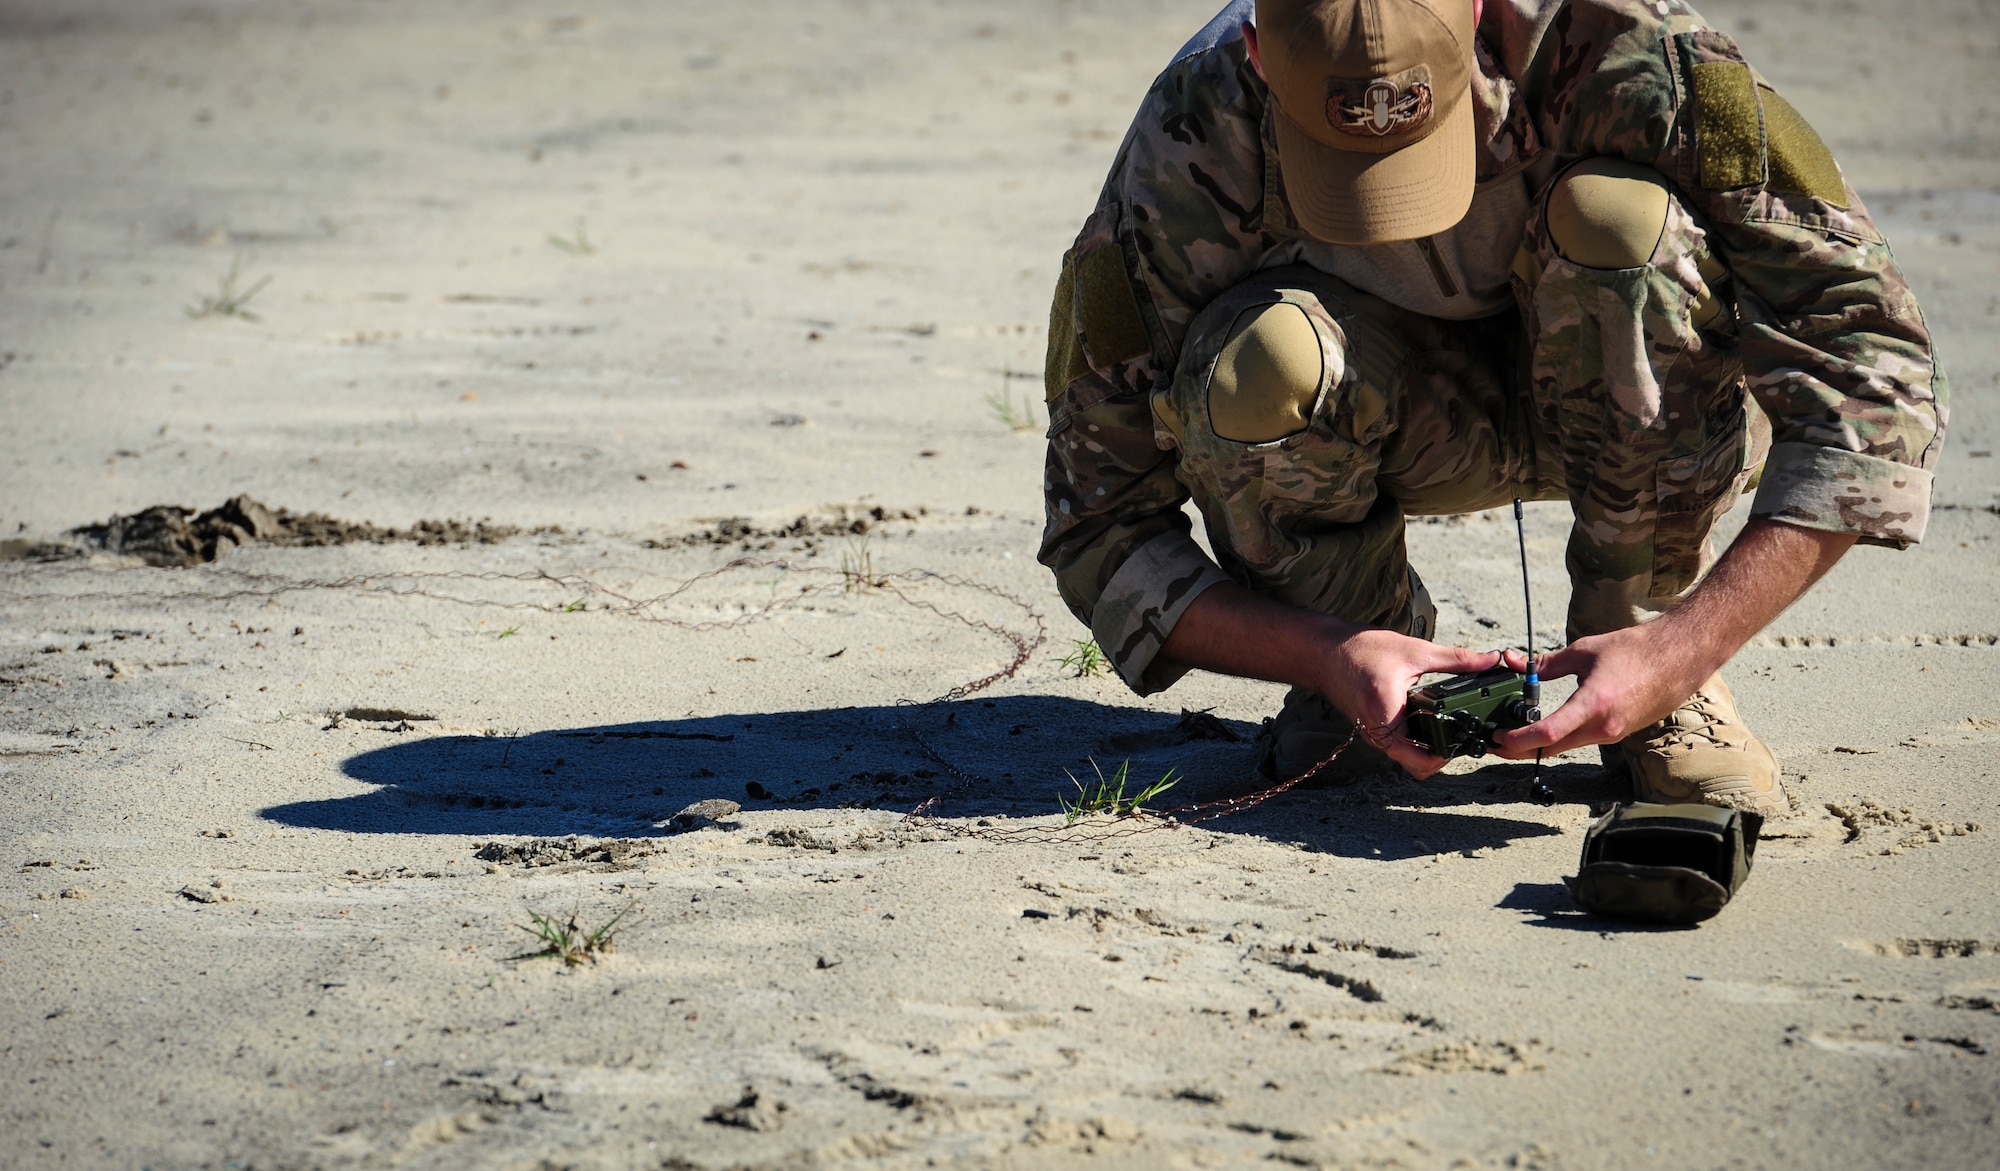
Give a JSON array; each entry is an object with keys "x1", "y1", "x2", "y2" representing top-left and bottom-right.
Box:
[
  {"x1": 1403, "y1": 500, "x2": 1551, "y2": 799},
  {"x1": 1404, "y1": 665, "x2": 1539, "y2": 758}
]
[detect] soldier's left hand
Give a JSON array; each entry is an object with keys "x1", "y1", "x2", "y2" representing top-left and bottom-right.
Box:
[{"x1": 1486, "y1": 630, "x2": 1710, "y2": 760}]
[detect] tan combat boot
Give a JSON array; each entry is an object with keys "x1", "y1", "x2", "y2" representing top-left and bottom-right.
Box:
[
  {"x1": 1613, "y1": 675, "x2": 1785, "y2": 816},
  {"x1": 1253, "y1": 687, "x2": 1396, "y2": 784}
]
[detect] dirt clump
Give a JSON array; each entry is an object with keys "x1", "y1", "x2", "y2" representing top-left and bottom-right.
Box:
[
  {"x1": 642, "y1": 504, "x2": 927, "y2": 552},
  {"x1": 0, "y1": 537, "x2": 83, "y2": 563},
  {"x1": 472, "y1": 836, "x2": 657, "y2": 869},
  {"x1": 1100, "y1": 708, "x2": 1246, "y2": 753},
  {"x1": 671, "y1": 799, "x2": 742, "y2": 829},
  {"x1": 705, "y1": 1086, "x2": 788, "y2": 1132},
  {"x1": 70, "y1": 495, "x2": 551, "y2": 567},
  {"x1": 762, "y1": 826, "x2": 838, "y2": 851}
]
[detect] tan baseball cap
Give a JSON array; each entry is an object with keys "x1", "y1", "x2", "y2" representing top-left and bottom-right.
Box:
[{"x1": 1256, "y1": 0, "x2": 1476, "y2": 244}]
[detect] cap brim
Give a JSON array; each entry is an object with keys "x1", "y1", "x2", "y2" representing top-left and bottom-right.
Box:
[{"x1": 1273, "y1": 91, "x2": 1476, "y2": 246}]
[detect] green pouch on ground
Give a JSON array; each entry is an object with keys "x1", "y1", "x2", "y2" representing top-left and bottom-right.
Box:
[{"x1": 1565, "y1": 802, "x2": 1763, "y2": 924}]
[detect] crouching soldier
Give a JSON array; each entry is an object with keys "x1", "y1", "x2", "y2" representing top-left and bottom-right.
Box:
[{"x1": 1039, "y1": 0, "x2": 1946, "y2": 813}]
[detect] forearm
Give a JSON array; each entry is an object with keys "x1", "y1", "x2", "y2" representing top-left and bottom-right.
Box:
[
  {"x1": 1159, "y1": 582, "x2": 1358, "y2": 690},
  {"x1": 1162, "y1": 580, "x2": 1502, "y2": 779},
  {"x1": 1647, "y1": 518, "x2": 1856, "y2": 679},
  {"x1": 1496, "y1": 518, "x2": 1857, "y2": 756}
]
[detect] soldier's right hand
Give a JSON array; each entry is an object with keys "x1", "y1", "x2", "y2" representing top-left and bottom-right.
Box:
[
  {"x1": 1314, "y1": 632, "x2": 1502, "y2": 781},
  {"x1": 1161, "y1": 583, "x2": 1495, "y2": 780}
]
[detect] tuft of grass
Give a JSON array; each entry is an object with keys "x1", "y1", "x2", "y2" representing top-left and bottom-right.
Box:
[
  {"x1": 516, "y1": 902, "x2": 635, "y2": 967},
  {"x1": 986, "y1": 388, "x2": 1040, "y2": 432},
  {"x1": 185, "y1": 256, "x2": 272, "y2": 321},
  {"x1": 840, "y1": 536, "x2": 881, "y2": 592},
  {"x1": 1059, "y1": 759, "x2": 1179, "y2": 826},
  {"x1": 547, "y1": 219, "x2": 596, "y2": 255},
  {"x1": 562, "y1": 598, "x2": 588, "y2": 613},
  {"x1": 495, "y1": 624, "x2": 522, "y2": 639},
  {"x1": 1058, "y1": 638, "x2": 1107, "y2": 678}
]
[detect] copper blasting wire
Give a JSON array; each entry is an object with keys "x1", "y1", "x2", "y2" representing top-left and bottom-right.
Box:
[
  {"x1": 899, "y1": 734, "x2": 1355, "y2": 844},
  {"x1": 1, "y1": 554, "x2": 1328, "y2": 841}
]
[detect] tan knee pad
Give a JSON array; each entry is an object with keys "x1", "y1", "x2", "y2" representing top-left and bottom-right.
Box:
[
  {"x1": 1548, "y1": 157, "x2": 1727, "y2": 327},
  {"x1": 1547, "y1": 157, "x2": 1672, "y2": 269},
  {"x1": 1207, "y1": 302, "x2": 1324, "y2": 443}
]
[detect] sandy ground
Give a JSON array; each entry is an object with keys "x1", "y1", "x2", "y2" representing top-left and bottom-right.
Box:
[{"x1": 2, "y1": 1, "x2": 1998, "y2": 1168}]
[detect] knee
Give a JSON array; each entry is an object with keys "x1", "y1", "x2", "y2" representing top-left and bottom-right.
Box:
[
  {"x1": 1547, "y1": 158, "x2": 1672, "y2": 269},
  {"x1": 1206, "y1": 302, "x2": 1325, "y2": 443}
]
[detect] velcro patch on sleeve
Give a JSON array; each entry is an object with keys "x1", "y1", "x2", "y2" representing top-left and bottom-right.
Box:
[
  {"x1": 1758, "y1": 86, "x2": 1849, "y2": 207},
  {"x1": 1075, "y1": 241, "x2": 1153, "y2": 369},
  {"x1": 1044, "y1": 252, "x2": 1091, "y2": 403},
  {"x1": 1691, "y1": 60, "x2": 1765, "y2": 191}
]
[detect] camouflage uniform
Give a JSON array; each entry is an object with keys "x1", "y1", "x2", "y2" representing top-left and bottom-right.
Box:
[{"x1": 1041, "y1": 0, "x2": 1946, "y2": 696}]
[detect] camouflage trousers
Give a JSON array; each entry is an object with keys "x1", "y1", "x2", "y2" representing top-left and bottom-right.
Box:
[{"x1": 1153, "y1": 188, "x2": 1765, "y2": 641}]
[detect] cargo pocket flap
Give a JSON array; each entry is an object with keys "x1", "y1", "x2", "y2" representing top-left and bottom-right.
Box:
[{"x1": 1650, "y1": 407, "x2": 1751, "y2": 598}]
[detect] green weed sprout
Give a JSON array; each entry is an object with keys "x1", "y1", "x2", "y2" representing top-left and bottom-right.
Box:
[
  {"x1": 1060, "y1": 759, "x2": 1179, "y2": 825},
  {"x1": 185, "y1": 256, "x2": 272, "y2": 321},
  {"x1": 840, "y1": 536, "x2": 880, "y2": 591},
  {"x1": 516, "y1": 902, "x2": 635, "y2": 967},
  {"x1": 547, "y1": 219, "x2": 595, "y2": 255},
  {"x1": 986, "y1": 389, "x2": 1040, "y2": 432},
  {"x1": 1059, "y1": 639, "x2": 1107, "y2": 678}
]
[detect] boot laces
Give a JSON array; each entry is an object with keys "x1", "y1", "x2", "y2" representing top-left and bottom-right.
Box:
[{"x1": 1656, "y1": 690, "x2": 1730, "y2": 750}]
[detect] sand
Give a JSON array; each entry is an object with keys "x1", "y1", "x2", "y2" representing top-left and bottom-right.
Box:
[{"x1": 1, "y1": 1, "x2": 1997, "y2": 1167}]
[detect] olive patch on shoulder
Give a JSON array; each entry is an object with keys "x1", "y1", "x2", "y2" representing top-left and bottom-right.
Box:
[
  {"x1": 1075, "y1": 241, "x2": 1152, "y2": 369},
  {"x1": 1691, "y1": 60, "x2": 1764, "y2": 191},
  {"x1": 1044, "y1": 252, "x2": 1090, "y2": 402},
  {"x1": 1758, "y1": 86, "x2": 1848, "y2": 207}
]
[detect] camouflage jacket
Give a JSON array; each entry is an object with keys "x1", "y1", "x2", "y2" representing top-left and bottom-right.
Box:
[{"x1": 1040, "y1": 0, "x2": 1947, "y2": 694}]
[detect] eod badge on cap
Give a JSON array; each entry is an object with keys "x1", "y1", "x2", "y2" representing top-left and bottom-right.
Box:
[{"x1": 1255, "y1": 0, "x2": 1476, "y2": 245}]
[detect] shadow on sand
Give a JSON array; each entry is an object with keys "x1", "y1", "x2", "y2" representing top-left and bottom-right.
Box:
[
  {"x1": 1498, "y1": 880, "x2": 1702, "y2": 933},
  {"x1": 261, "y1": 697, "x2": 1621, "y2": 863}
]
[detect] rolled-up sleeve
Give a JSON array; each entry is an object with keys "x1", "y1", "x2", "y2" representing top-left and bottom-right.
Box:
[
  {"x1": 1752, "y1": 442, "x2": 1934, "y2": 546},
  {"x1": 1721, "y1": 199, "x2": 1944, "y2": 547},
  {"x1": 1089, "y1": 531, "x2": 1232, "y2": 694},
  {"x1": 1038, "y1": 356, "x2": 1225, "y2": 694}
]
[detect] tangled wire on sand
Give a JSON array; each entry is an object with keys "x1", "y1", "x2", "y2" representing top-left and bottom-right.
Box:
[{"x1": 2, "y1": 548, "x2": 1339, "y2": 842}]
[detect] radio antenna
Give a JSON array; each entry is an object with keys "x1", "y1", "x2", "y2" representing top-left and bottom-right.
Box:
[
  {"x1": 1514, "y1": 499, "x2": 1537, "y2": 702},
  {"x1": 1514, "y1": 499, "x2": 1551, "y2": 802}
]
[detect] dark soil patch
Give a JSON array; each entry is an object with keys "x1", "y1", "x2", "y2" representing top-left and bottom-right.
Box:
[
  {"x1": 0, "y1": 538, "x2": 84, "y2": 564},
  {"x1": 70, "y1": 495, "x2": 558, "y2": 567},
  {"x1": 340, "y1": 707, "x2": 436, "y2": 724},
  {"x1": 641, "y1": 505, "x2": 927, "y2": 552},
  {"x1": 1100, "y1": 708, "x2": 1246, "y2": 753},
  {"x1": 61, "y1": 498, "x2": 932, "y2": 565},
  {"x1": 472, "y1": 836, "x2": 657, "y2": 869}
]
